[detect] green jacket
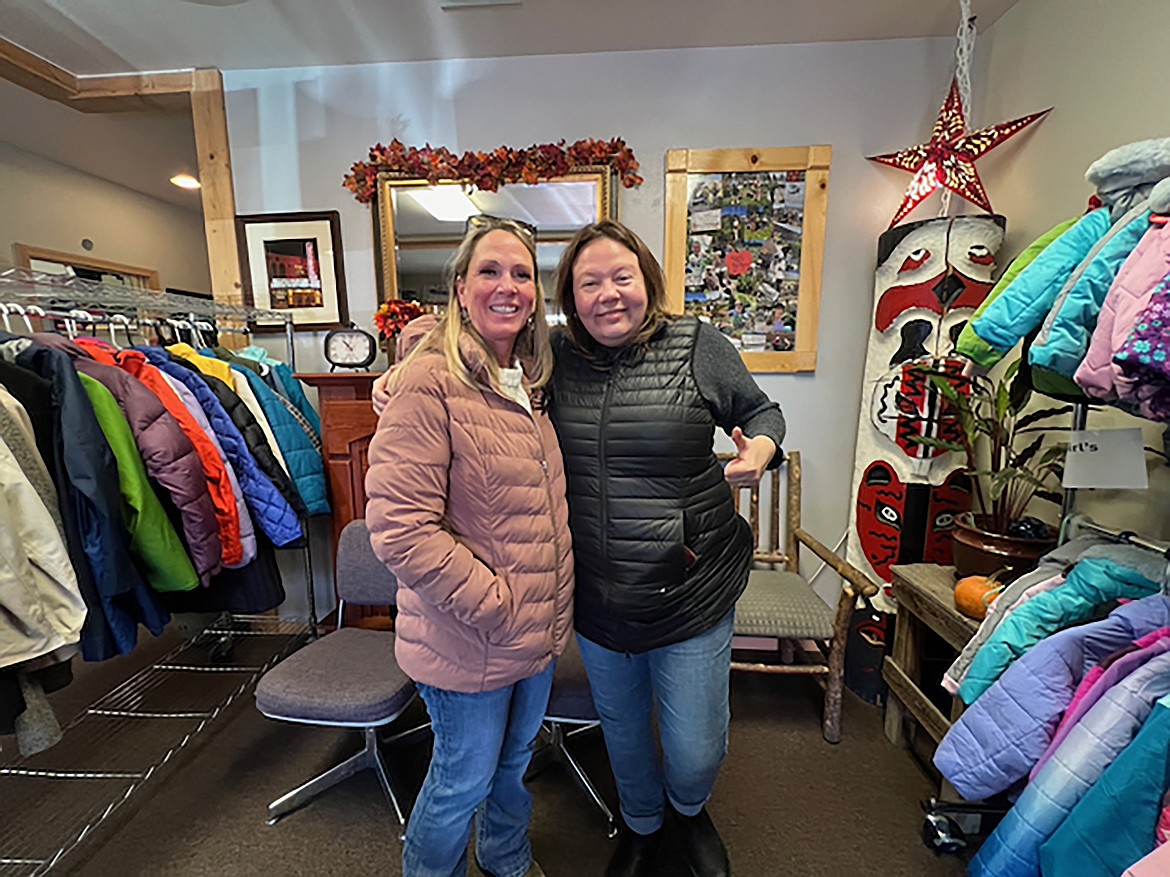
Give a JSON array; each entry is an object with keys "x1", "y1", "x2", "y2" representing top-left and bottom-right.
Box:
[
  {"x1": 956, "y1": 217, "x2": 1081, "y2": 366},
  {"x1": 79, "y1": 373, "x2": 199, "y2": 592}
]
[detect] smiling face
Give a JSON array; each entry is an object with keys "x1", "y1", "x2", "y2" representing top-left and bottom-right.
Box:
[
  {"x1": 455, "y1": 228, "x2": 537, "y2": 366},
  {"x1": 571, "y1": 237, "x2": 649, "y2": 348}
]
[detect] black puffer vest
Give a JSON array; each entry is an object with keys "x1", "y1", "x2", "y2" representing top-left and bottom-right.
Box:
[{"x1": 550, "y1": 318, "x2": 751, "y2": 653}]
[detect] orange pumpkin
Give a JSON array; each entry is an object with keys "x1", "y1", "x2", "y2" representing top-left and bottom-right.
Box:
[{"x1": 954, "y1": 574, "x2": 1002, "y2": 621}]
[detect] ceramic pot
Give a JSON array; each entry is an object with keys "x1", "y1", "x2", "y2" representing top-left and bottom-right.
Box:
[{"x1": 951, "y1": 512, "x2": 1057, "y2": 581}]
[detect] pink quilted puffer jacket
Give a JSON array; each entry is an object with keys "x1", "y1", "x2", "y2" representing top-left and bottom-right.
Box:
[
  {"x1": 365, "y1": 325, "x2": 574, "y2": 693},
  {"x1": 1076, "y1": 189, "x2": 1170, "y2": 401}
]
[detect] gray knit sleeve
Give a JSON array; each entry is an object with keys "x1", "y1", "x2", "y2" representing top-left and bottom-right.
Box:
[{"x1": 692, "y1": 321, "x2": 786, "y2": 460}]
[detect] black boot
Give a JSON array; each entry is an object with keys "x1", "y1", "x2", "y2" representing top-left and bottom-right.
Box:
[
  {"x1": 672, "y1": 807, "x2": 730, "y2": 877},
  {"x1": 604, "y1": 825, "x2": 664, "y2": 877}
]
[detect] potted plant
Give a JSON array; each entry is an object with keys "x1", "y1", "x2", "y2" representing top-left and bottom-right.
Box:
[{"x1": 915, "y1": 360, "x2": 1073, "y2": 579}]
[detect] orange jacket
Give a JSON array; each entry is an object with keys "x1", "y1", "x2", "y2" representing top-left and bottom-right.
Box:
[{"x1": 78, "y1": 340, "x2": 245, "y2": 567}]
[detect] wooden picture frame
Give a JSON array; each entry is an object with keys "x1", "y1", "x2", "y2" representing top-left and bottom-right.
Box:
[
  {"x1": 664, "y1": 146, "x2": 831, "y2": 373},
  {"x1": 374, "y1": 167, "x2": 616, "y2": 305},
  {"x1": 237, "y1": 210, "x2": 348, "y2": 332}
]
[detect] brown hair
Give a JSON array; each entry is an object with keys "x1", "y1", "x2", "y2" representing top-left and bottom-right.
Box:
[
  {"x1": 553, "y1": 218, "x2": 673, "y2": 354},
  {"x1": 392, "y1": 220, "x2": 553, "y2": 392}
]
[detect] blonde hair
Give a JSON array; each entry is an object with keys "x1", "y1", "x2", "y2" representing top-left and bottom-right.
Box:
[{"x1": 390, "y1": 221, "x2": 553, "y2": 394}]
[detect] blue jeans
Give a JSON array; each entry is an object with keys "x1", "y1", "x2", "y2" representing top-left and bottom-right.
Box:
[
  {"x1": 403, "y1": 663, "x2": 554, "y2": 877},
  {"x1": 577, "y1": 610, "x2": 734, "y2": 835}
]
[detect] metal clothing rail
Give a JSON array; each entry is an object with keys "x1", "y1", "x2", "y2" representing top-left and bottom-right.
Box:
[
  {"x1": 1058, "y1": 401, "x2": 1170, "y2": 559},
  {"x1": 1065, "y1": 514, "x2": 1170, "y2": 559},
  {"x1": 0, "y1": 262, "x2": 318, "y2": 634},
  {"x1": 0, "y1": 265, "x2": 297, "y2": 370}
]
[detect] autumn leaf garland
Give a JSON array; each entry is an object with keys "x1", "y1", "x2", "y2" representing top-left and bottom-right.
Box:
[{"x1": 343, "y1": 138, "x2": 643, "y2": 204}]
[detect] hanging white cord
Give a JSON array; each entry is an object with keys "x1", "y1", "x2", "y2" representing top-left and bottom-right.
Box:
[{"x1": 940, "y1": 0, "x2": 976, "y2": 216}]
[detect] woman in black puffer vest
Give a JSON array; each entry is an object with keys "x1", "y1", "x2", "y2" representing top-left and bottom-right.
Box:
[{"x1": 549, "y1": 220, "x2": 785, "y2": 877}]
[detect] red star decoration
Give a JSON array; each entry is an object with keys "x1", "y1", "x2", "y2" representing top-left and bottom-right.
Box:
[{"x1": 869, "y1": 78, "x2": 1051, "y2": 228}]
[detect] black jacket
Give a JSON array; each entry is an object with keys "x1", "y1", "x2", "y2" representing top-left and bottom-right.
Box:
[{"x1": 550, "y1": 318, "x2": 752, "y2": 652}]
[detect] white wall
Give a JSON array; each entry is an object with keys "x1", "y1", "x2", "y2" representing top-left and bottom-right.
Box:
[
  {"x1": 979, "y1": 0, "x2": 1170, "y2": 539},
  {"x1": 225, "y1": 37, "x2": 962, "y2": 598},
  {"x1": 0, "y1": 141, "x2": 211, "y2": 293}
]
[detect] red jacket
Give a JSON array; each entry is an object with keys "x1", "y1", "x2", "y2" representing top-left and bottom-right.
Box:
[{"x1": 365, "y1": 324, "x2": 573, "y2": 693}]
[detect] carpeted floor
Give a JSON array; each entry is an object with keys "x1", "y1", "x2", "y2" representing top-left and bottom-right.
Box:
[{"x1": 36, "y1": 651, "x2": 970, "y2": 877}]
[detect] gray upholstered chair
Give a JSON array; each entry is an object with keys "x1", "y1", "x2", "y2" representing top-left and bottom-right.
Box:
[
  {"x1": 254, "y1": 518, "x2": 427, "y2": 835},
  {"x1": 526, "y1": 636, "x2": 618, "y2": 837},
  {"x1": 723, "y1": 450, "x2": 880, "y2": 743}
]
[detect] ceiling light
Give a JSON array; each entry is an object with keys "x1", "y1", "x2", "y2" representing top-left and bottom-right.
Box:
[
  {"x1": 170, "y1": 173, "x2": 202, "y2": 190},
  {"x1": 440, "y1": 0, "x2": 521, "y2": 8},
  {"x1": 408, "y1": 187, "x2": 479, "y2": 222}
]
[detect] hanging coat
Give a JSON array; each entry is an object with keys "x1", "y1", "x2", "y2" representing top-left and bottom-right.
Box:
[
  {"x1": 0, "y1": 333, "x2": 167, "y2": 660},
  {"x1": 959, "y1": 547, "x2": 1163, "y2": 703},
  {"x1": 32, "y1": 334, "x2": 222, "y2": 582},
  {"x1": 101, "y1": 344, "x2": 244, "y2": 566},
  {"x1": 77, "y1": 374, "x2": 199, "y2": 593},
  {"x1": 936, "y1": 594, "x2": 1170, "y2": 800},
  {"x1": 1040, "y1": 693, "x2": 1170, "y2": 877},
  {"x1": 0, "y1": 435, "x2": 86, "y2": 669},
  {"x1": 228, "y1": 364, "x2": 328, "y2": 516},
  {"x1": 133, "y1": 347, "x2": 303, "y2": 547},
  {"x1": 158, "y1": 371, "x2": 258, "y2": 568},
  {"x1": 970, "y1": 649, "x2": 1170, "y2": 877}
]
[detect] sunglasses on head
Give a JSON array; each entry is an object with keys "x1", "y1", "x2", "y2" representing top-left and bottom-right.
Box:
[{"x1": 465, "y1": 213, "x2": 538, "y2": 243}]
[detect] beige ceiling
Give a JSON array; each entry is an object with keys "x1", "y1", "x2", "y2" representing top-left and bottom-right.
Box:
[
  {"x1": 4, "y1": 0, "x2": 1020, "y2": 75},
  {"x1": 0, "y1": 0, "x2": 1021, "y2": 217}
]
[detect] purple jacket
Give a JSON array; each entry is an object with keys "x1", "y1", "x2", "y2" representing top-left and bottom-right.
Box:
[
  {"x1": 1075, "y1": 215, "x2": 1170, "y2": 401},
  {"x1": 33, "y1": 334, "x2": 223, "y2": 582},
  {"x1": 1032, "y1": 626, "x2": 1170, "y2": 779},
  {"x1": 935, "y1": 595, "x2": 1170, "y2": 801}
]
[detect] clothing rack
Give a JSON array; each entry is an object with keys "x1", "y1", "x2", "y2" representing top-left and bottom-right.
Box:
[
  {"x1": 0, "y1": 267, "x2": 326, "y2": 873},
  {"x1": 0, "y1": 265, "x2": 297, "y2": 370},
  {"x1": 0, "y1": 263, "x2": 318, "y2": 634}
]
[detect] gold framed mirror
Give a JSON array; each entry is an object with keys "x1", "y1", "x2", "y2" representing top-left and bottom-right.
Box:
[
  {"x1": 664, "y1": 146, "x2": 831, "y2": 373},
  {"x1": 375, "y1": 167, "x2": 616, "y2": 309}
]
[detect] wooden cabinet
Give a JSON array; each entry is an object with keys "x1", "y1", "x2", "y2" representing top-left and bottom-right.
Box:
[{"x1": 296, "y1": 372, "x2": 379, "y2": 552}]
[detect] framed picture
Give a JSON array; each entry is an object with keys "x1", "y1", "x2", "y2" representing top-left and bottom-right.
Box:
[
  {"x1": 237, "y1": 210, "x2": 348, "y2": 332},
  {"x1": 664, "y1": 146, "x2": 831, "y2": 373}
]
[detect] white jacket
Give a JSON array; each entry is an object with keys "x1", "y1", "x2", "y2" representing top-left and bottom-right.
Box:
[{"x1": 0, "y1": 436, "x2": 86, "y2": 669}]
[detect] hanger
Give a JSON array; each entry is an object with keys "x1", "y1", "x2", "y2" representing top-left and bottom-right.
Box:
[
  {"x1": 109, "y1": 313, "x2": 134, "y2": 349},
  {"x1": 25, "y1": 306, "x2": 45, "y2": 333}
]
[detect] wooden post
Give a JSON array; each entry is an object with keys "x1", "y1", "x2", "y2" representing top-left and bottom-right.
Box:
[{"x1": 190, "y1": 69, "x2": 245, "y2": 348}]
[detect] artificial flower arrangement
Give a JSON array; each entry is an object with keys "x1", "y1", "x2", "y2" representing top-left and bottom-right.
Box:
[
  {"x1": 373, "y1": 299, "x2": 424, "y2": 345},
  {"x1": 343, "y1": 138, "x2": 643, "y2": 204}
]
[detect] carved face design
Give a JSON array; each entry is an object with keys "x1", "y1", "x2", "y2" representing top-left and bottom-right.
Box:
[
  {"x1": 855, "y1": 462, "x2": 972, "y2": 587},
  {"x1": 855, "y1": 462, "x2": 906, "y2": 582},
  {"x1": 869, "y1": 216, "x2": 1004, "y2": 460}
]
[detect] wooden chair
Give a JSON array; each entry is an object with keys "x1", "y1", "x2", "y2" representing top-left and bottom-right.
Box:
[{"x1": 722, "y1": 450, "x2": 880, "y2": 743}]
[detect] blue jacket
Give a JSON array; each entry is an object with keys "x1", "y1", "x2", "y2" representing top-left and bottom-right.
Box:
[
  {"x1": 1029, "y1": 204, "x2": 1152, "y2": 393},
  {"x1": 226, "y1": 363, "x2": 328, "y2": 516},
  {"x1": 1039, "y1": 692, "x2": 1170, "y2": 877},
  {"x1": 236, "y1": 347, "x2": 321, "y2": 439},
  {"x1": 971, "y1": 647, "x2": 1170, "y2": 877},
  {"x1": 135, "y1": 347, "x2": 303, "y2": 547},
  {"x1": 964, "y1": 209, "x2": 1112, "y2": 365},
  {"x1": 958, "y1": 547, "x2": 1162, "y2": 703}
]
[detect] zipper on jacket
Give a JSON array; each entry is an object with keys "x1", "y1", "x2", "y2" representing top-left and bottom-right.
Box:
[
  {"x1": 495, "y1": 382, "x2": 565, "y2": 654},
  {"x1": 598, "y1": 369, "x2": 616, "y2": 613}
]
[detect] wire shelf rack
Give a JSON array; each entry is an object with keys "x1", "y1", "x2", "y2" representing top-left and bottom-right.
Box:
[{"x1": 0, "y1": 615, "x2": 309, "y2": 876}]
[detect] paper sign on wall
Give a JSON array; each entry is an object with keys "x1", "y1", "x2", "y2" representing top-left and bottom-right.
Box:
[{"x1": 1062, "y1": 429, "x2": 1148, "y2": 489}]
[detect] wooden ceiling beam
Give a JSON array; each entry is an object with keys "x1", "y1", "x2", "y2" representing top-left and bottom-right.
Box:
[
  {"x1": 0, "y1": 35, "x2": 244, "y2": 314},
  {"x1": 0, "y1": 37, "x2": 79, "y2": 103}
]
